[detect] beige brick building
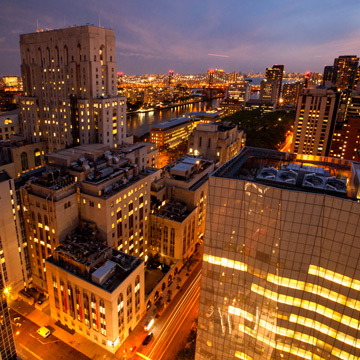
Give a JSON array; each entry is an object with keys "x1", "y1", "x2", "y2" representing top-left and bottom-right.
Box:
[
  {"x1": 19, "y1": 25, "x2": 126, "y2": 151},
  {"x1": 150, "y1": 156, "x2": 214, "y2": 263},
  {"x1": 46, "y1": 226, "x2": 145, "y2": 353},
  {"x1": 188, "y1": 122, "x2": 245, "y2": 166}
]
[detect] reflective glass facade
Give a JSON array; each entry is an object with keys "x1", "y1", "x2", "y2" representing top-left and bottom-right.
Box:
[{"x1": 196, "y1": 148, "x2": 360, "y2": 360}]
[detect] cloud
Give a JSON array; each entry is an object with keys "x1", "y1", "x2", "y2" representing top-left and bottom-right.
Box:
[{"x1": 0, "y1": 37, "x2": 5, "y2": 43}]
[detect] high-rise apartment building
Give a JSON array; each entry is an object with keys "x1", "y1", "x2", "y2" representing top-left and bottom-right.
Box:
[
  {"x1": 265, "y1": 65, "x2": 284, "y2": 102},
  {"x1": 323, "y1": 56, "x2": 359, "y2": 90},
  {"x1": 334, "y1": 56, "x2": 359, "y2": 90},
  {"x1": 282, "y1": 82, "x2": 303, "y2": 106},
  {"x1": 291, "y1": 88, "x2": 340, "y2": 156},
  {"x1": 196, "y1": 147, "x2": 360, "y2": 360},
  {"x1": 19, "y1": 26, "x2": 126, "y2": 152},
  {"x1": 260, "y1": 79, "x2": 280, "y2": 105},
  {"x1": 329, "y1": 117, "x2": 360, "y2": 160}
]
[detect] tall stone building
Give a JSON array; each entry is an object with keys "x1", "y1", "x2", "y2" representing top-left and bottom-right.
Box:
[{"x1": 19, "y1": 25, "x2": 126, "y2": 152}]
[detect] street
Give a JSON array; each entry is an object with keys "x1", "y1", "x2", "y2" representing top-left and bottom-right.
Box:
[
  {"x1": 135, "y1": 258, "x2": 202, "y2": 360},
  {"x1": 9, "y1": 309, "x2": 90, "y2": 360}
]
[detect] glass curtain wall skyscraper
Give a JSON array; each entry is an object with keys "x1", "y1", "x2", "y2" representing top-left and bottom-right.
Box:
[{"x1": 196, "y1": 147, "x2": 360, "y2": 360}]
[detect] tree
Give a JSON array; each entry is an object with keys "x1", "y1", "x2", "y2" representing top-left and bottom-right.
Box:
[{"x1": 223, "y1": 109, "x2": 296, "y2": 150}]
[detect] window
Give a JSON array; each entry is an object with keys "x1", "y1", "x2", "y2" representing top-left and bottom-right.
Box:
[
  {"x1": 163, "y1": 226, "x2": 168, "y2": 255},
  {"x1": 127, "y1": 285, "x2": 133, "y2": 323},
  {"x1": 21, "y1": 152, "x2": 28, "y2": 171},
  {"x1": 170, "y1": 228, "x2": 175, "y2": 257},
  {"x1": 135, "y1": 276, "x2": 140, "y2": 313},
  {"x1": 118, "y1": 293, "x2": 124, "y2": 332}
]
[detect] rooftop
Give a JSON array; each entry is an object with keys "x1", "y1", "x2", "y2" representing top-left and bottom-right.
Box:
[
  {"x1": 195, "y1": 122, "x2": 237, "y2": 133},
  {"x1": 153, "y1": 201, "x2": 193, "y2": 222},
  {"x1": 151, "y1": 117, "x2": 195, "y2": 131},
  {"x1": 46, "y1": 223, "x2": 143, "y2": 293},
  {"x1": 184, "y1": 111, "x2": 220, "y2": 119},
  {"x1": 214, "y1": 147, "x2": 359, "y2": 200}
]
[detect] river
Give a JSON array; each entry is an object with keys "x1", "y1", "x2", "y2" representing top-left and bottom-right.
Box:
[{"x1": 126, "y1": 98, "x2": 223, "y2": 138}]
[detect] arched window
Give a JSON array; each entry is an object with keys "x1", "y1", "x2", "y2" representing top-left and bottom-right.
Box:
[
  {"x1": 44, "y1": 215, "x2": 49, "y2": 226},
  {"x1": 170, "y1": 228, "x2": 175, "y2": 257},
  {"x1": 77, "y1": 44, "x2": 81, "y2": 62},
  {"x1": 99, "y1": 45, "x2": 104, "y2": 63},
  {"x1": 127, "y1": 285, "x2": 133, "y2": 323},
  {"x1": 38, "y1": 47, "x2": 43, "y2": 67},
  {"x1": 46, "y1": 47, "x2": 50, "y2": 65},
  {"x1": 21, "y1": 152, "x2": 28, "y2": 171},
  {"x1": 64, "y1": 46, "x2": 68, "y2": 65},
  {"x1": 38, "y1": 213, "x2": 42, "y2": 224},
  {"x1": 135, "y1": 276, "x2": 140, "y2": 313},
  {"x1": 55, "y1": 46, "x2": 59, "y2": 65},
  {"x1": 34, "y1": 148, "x2": 41, "y2": 167},
  {"x1": 163, "y1": 226, "x2": 168, "y2": 255}
]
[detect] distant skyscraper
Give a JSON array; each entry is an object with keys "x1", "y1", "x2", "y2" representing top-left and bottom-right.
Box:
[
  {"x1": 291, "y1": 88, "x2": 340, "y2": 156},
  {"x1": 265, "y1": 64, "x2": 284, "y2": 102},
  {"x1": 19, "y1": 25, "x2": 127, "y2": 152},
  {"x1": 260, "y1": 79, "x2": 280, "y2": 104},
  {"x1": 323, "y1": 56, "x2": 359, "y2": 90},
  {"x1": 196, "y1": 147, "x2": 360, "y2": 360},
  {"x1": 334, "y1": 55, "x2": 359, "y2": 90},
  {"x1": 323, "y1": 65, "x2": 337, "y2": 87},
  {"x1": 225, "y1": 80, "x2": 250, "y2": 103},
  {"x1": 282, "y1": 82, "x2": 303, "y2": 106},
  {"x1": 265, "y1": 64, "x2": 284, "y2": 82}
]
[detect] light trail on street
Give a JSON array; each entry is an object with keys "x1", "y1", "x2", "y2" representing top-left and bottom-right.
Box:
[{"x1": 137, "y1": 269, "x2": 201, "y2": 360}]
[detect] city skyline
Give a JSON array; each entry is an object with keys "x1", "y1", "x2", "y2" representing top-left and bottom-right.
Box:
[{"x1": 1, "y1": 0, "x2": 360, "y2": 76}]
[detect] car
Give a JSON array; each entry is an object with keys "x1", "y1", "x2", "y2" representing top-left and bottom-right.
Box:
[
  {"x1": 142, "y1": 332, "x2": 153, "y2": 347},
  {"x1": 37, "y1": 327, "x2": 51, "y2": 338}
]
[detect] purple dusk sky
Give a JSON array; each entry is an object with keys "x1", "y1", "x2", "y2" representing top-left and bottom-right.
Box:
[{"x1": 1, "y1": 0, "x2": 360, "y2": 76}]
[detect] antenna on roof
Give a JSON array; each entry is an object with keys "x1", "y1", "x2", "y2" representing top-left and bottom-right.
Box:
[
  {"x1": 99, "y1": 14, "x2": 101, "y2": 27},
  {"x1": 36, "y1": 19, "x2": 39, "y2": 31}
]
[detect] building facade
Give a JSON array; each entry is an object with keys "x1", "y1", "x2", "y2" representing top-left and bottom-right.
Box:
[
  {"x1": 21, "y1": 144, "x2": 160, "y2": 292},
  {"x1": 46, "y1": 226, "x2": 145, "y2": 353},
  {"x1": 282, "y1": 82, "x2": 303, "y2": 106},
  {"x1": 188, "y1": 122, "x2": 245, "y2": 166},
  {"x1": 0, "y1": 110, "x2": 20, "y2": 141},
  {"x1": 19, "y1": 25, "x2": 126, "y2": 152},
  {"x1": 150, "y1": 156, "x2": 214, "y2": 262},
  {"x1": 0, "y1": 172, "x2": 31, "y2": 296},
  {"x1": 291, "y1": 88, "x2": 340, "y2": 156},
  {"x1": 150, "y1": 117, "x2": 197, "y2": 149},
  {"x1": 260, "y1": 79, "x2": 280, "y2": 105},
  {"x1": 196, "y1": 147, "x2": 360, "y2": 360},
  {"x1": 0, "y1": 275, "x2": 17, "y2": 360},
  {"x1": 329, "y1": 117, "x2": 360, "y2": 161}
]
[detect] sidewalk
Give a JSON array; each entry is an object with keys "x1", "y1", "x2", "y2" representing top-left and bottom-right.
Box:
[
  {"x1": 9, "y1": 247, "x2": 203, "y2": 360},
  {"x1": 9, "y1": 299, "x2": 118, "y2": 360}
]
